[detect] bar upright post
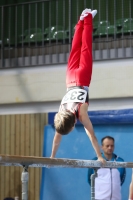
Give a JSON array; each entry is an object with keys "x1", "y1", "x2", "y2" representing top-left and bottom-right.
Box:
[
  {"x1": 91, "y1": 168, "x2": 99, "y2": 200},
  {"x1": 21, "y1": 165, "x2": 29, "y2": 200}
]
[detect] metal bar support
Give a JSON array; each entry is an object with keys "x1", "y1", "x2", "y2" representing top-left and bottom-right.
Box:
[
  {"x1": 91, "y1": 168, "x2": 99, "y2": 200},
  {"x1": 21, "y1": 165, "x2": 29, "y2": 200}
]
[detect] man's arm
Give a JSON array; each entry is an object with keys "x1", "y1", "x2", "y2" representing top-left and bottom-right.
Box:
[
  {"x1": 120, "y1": 167, "x2": 126, "y2": 185},
  {"x1": 79, "y1": 104, "x2": 105, "y2": 164},
  {"x1": 51, "y1": 132, "x2": 62, "y2": 158},
  {"x1": 119, "y1": 160, "x2": 126, "y2": 185},
  {"x1": 129, "y1": 172, "x2": 133, "y2": 199},
  {"x1": 87, "y1": 157, "x2": 97, "y2": 185},
  {"x1": 88, "y1": 168, "x2": 94, "y2": 185},
  {"x1": 117, "y1": 157, "x2": 126, "y2": 185}
]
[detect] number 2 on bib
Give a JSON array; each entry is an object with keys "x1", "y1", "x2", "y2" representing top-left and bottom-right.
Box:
[{"x1": 61, "y1": 89, "x2": 87, "y2": 104}]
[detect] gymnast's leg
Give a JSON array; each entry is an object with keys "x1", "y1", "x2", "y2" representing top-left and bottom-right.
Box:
[
  {"x1": 76, "y1": 10, "x2": 97, "y2": 87},
  {"x1": 66, "y1": 9, "x2": 88, "y2": 88}
]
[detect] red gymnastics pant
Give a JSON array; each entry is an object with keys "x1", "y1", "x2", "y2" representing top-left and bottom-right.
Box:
[{"x1": 66, "y1": 14, "x2": 93, "y2": 88}]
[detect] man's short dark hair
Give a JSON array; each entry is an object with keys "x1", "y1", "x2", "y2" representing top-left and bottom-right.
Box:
[{"x1": 101, "y1": 136, "x2": 114, "y2": 145}]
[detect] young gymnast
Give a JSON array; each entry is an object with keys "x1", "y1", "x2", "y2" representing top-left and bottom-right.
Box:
[{"x1": 51, "y1": 8, "x2": 105, "y2": 164}]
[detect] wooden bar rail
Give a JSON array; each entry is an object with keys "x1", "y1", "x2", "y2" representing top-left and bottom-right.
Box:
[{"x1": 0, "y1": 154, "x2": 132, "y2": 168}]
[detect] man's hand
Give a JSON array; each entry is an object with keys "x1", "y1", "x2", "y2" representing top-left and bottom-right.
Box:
[{"x1": 98, "y1": 156, "x2": 106, "y2": 166}]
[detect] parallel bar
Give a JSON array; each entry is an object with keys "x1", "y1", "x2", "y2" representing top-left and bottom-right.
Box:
[{"x1": 0, "y1": 154, "x2": 132, "y2": 168}]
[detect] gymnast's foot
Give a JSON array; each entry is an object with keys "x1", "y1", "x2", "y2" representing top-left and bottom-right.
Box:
[
  {"x1": 80, "y1": 8, "x2": 91, "y2": 20},
  {"x1": 91, "y1": 10, "x2": 97, "y2": 18},
  {"x1": 80, "y1": 9, "x2": 97, "y2": 20}
]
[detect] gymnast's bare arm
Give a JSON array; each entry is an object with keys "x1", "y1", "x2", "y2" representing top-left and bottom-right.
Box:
[
  {"x1": 51, "y1": 132, "x2": 62, "y2": 158},
  {"x1": 79, "y1": 103, "x2": 106, "y2": 165}
]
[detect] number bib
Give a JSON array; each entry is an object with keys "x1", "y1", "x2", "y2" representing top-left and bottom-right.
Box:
[{"x1": 61, "y1": 88, "x2": 87, "y2": 104}]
